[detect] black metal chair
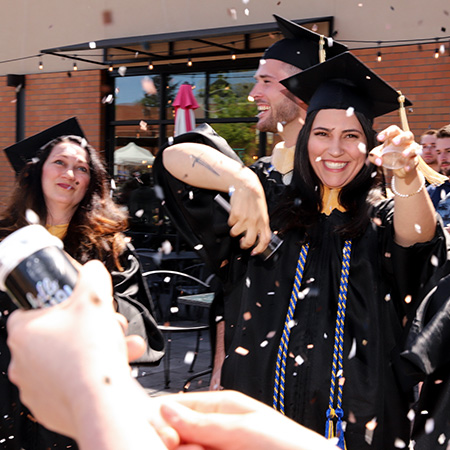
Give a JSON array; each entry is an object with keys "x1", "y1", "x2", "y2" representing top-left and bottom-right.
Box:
[{"x1": 142, "y1": 269, "x2": 213, "y2": 389}]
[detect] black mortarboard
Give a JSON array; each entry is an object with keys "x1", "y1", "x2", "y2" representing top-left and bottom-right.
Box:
[
  {"x1": 280, "y1": 52, "x2": 412, "y2": 119},
  {"x1": 4, "y1": 117, "x2": 85, "y2": 174},
  {"x1": 263, "y1": 15, "x2": 348, "y2": 69}
]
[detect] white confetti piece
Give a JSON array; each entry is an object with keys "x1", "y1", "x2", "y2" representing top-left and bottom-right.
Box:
[
  {"x1": 194, "y1": 244, "x2": 203, "y2": 251},
  {"x1": 407, "y1": 409, "x2": 416, "y2": 422},
  {"x1": 235, "y1": 346, "x2": 249, "y2": 356},
  {"x1": 414, "y1": 224, "x2": 422, "y2": 234},
  {"x1": 295, "y1": 355, "x2": 304, "y2": 366},
  {"x1": 425, "y1": 417, "x2": 435, "y2": 434},
  {"x1": 394, "y1": 438, "x2": 406, "y2": 448},
  {"x1": 227, "y1": 8, "x2": 237, "y2": 19},
  {"x1": 139, "y1": 120, "x2": 148, "y2": 131},
  {"x1": 346, "y1": 107, "x2": 355, "y2": 117},
  {"x1": 288, "y1": 320, "x2": 296, "y2": 329},
  {"x1": 215, "y1": 315, "x2": 223, "y2": 322},
  {"x1": 385, "y1": 293, "x2": 391, "y2": 302},
  {"x1": 25, "y1": 209, "x2": 39, "y2": 224},
  {"x1": 134, "y1": 209, "x2": 144, "y2": 218},
  {"x1": 358, "y1": 142, "x2": 367, "y2": 154},
  {"x1": 118, "y1": 66, "x2": 127, "y2": 76},
  {"x1": 131, "y1": 367, "x2": 139, "y2": 378},
  {"x1": 89, "y1": 41, "x2": 97, "y2": 49},
  {"x1": 244, "y1": 8, "x2": 250, "y2": 15},
  {"x1": 189, "y1": 191, "x2": 194, "y2": 200},
  {"x1": 102, "y1": 94, "x2": 114, "y2": 104},
  {"x1": 315, "y1": 156, "x2": 322, "y2": 162},
  {"x1": 348, "y1": 338, "x2": 357, "y2": 359},
  {"x1": 184, "y1": 351, "x2": 195, "y2": 365},
  {"x1": 170, "y1": 306, "x2": 179, "y2": 314},
  {"x1": 277, "y1": 122, "x2": 284, "y2": 132},
  {"x1": 437, "y1": 433, "x2": 446, "y2": 445},
  {"x1": 246, "y1": 277, "x2": 251, "y2": 288},
  {"x1": 260, "y1": 340, "x2": 268, "y2": 347}
]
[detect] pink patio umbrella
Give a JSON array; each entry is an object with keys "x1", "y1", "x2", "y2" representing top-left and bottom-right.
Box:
[{"x1": 173, "y1": 83, "x2": 199, "y2": 136}]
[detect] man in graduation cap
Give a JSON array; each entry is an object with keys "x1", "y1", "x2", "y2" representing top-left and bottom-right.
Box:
[
  {"x1": 249, "y1": 14, "x2": 347, "y2": 185},
  {"x1": 154, "y1": 50, "x2": 448, "y2": 449}
]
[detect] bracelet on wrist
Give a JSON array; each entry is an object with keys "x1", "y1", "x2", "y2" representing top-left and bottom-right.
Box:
[{"x1": 391, "y1": 173, "x2": 425, "y2": 198}]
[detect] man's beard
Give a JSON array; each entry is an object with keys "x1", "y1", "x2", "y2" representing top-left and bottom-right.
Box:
[{"x1": 257, "y1": 101, "x2": 301, "y2": 133}]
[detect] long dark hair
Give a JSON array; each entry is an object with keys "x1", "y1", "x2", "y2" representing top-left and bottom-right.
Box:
[
  {"x1": 273, "y1": 110, "x2": 379, "y2": 242},
  {"x1": 0, "y1": 136, "x2": 128, "y2": 270}
]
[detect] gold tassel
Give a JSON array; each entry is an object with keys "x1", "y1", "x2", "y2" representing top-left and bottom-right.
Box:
[{"x1": 397, "y1": 91, "x2": 447, "y2": 186}]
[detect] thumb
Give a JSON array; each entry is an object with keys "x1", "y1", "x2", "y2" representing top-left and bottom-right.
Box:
[{"x1": 160, "y1": 402, "x2": 233, "y2": 448}]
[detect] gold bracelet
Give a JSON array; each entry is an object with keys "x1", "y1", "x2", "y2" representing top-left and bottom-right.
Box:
[{"x1": 391, "y1": 173, "x2": 425, "y2": 198}]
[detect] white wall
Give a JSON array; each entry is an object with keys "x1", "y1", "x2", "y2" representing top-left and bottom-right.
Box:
[{"x1": 1, "y1": 0, "x2": 449, "y2": 74}]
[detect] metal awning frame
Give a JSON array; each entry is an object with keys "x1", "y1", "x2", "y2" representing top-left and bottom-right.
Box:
[{"x1": 40, "y1": 16, "x2": 335, "y2": 69}]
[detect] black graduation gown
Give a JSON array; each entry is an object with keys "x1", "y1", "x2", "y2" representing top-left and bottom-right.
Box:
[
  {"x1": 154, "y1": 153, "x2": 448, "y2": 450},
  {"x1": 0, "y1": 245, "x2": 164, "y2": 450},
  {"x1": 400, "y1": 260, "x2": 450, "y2": 449}
]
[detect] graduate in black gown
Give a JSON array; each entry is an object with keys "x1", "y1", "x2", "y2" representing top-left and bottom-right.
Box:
[
  {"x1": 154, "y1": 52, "x2": 448, "y2": 449},
  {"x1": 0, "y1": 121, "x2": 164, "y2": 449}
]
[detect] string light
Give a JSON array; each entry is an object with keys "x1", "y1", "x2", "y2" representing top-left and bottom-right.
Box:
[
  {"x1": 108, "y1": 64, "x2": 113, "y2": 72},
  {"x1": 434, "y1": 47, "x2": 440, "y2": 58},
  {"x1": 148, "y1": 59, "x2": 154, "y2": 70},
  {"x1": 187, "y1": 49, "x2": 192, "y2": 67},
  {"x1": 377, "y1": 51, "x2": 382, "y2": 62},
  {"x1": 73, "y1": 62, "x2": 78, "y2": 71},
  {"x1": 231, "y1": 51, "x2": 236, "y2": 60},
  {"x1": 38, "y1": 60, "x2": 43, "y2": 70}
]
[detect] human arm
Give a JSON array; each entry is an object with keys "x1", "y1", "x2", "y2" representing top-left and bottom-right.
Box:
[
  {"x1": 156, "y1": 390, "x2": 338, "y2": 450},
  {"x1": 162, "y1": 142, "x2": 271, "y2": 254},
  {"x1": 209, "y1": 320, "x2": 225, "y2": 390},
  {"x1": 369, "y1": 126, "x2": 437, "y2": 247},
  {"x1": 6, "y1": 260, "x2": 176, "y2": 450}
]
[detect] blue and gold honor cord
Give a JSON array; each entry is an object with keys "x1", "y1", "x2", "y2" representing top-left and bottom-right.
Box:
[{"x1": 273, "y1": 240, "x2": 352, "y2": 450}]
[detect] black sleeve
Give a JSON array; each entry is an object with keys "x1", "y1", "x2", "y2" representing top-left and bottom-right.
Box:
[{"x1": 111, "y1": 245, "x2": 165, "y2": 365}]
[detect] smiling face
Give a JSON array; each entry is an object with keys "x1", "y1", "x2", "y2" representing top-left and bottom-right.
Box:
[
  {"x1": 249, "y1": 59, "x2": 302, "y2": 133},
  {"x1": 41, "y1": 141, "x2": 91, "y2": 216},
  {"x1": 308, "y1": 109, "x2": 368, "y2": 189}
]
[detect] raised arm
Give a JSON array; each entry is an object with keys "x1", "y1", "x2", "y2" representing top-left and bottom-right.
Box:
[
  {"x1": 370, "y1": 126, "x2": 437, "y2": 247},
  {"x1": 162, "y1": 142, "x2": 271, "y2": 254}
]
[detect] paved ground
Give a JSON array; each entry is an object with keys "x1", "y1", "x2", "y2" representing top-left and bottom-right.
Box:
[{"x1": 133, "y1": 327, "x2": 212, "y2": 397}]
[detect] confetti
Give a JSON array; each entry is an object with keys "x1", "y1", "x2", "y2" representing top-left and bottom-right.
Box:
[
  {"x1": 315, "y1": 156, "x2": 322, "y2": 162},
  {"x1": 244, "y1": 8, "x2": 250, "y2": 15},
  {"x1": 25, "y1": 209, "x2": 39, "y2": 224},
  {"x1": 407, "y1": 409, "x2": 416, "y2": 422},
  {"x1": 131, "y1": 367, "x2": 139, "y2": 378},
  {"x1": 189, "y1": 191, "x2": 194, "y2": 200},
  {"x1": 247, "y1": 95, "x2": 255, "y2": 102},
  {"x1": 102, "y1": 94, "x2": 114, "y2": 104},
  {"x1": 295, "y1": 355, "x2": 305, "y2": 366},
  {"x1": 404, "y1": 295, "x2": 412, "y2": 304},
  {"x1": 184, "y1": 351, "x2": 195, "y2": 365},
  {"x1": 194, "y1": 244, "x2": 203, "y2": 251},
  {"x1": 394, "y1": 438, "x2": 406, "y2": 448},
  {"x1": 372, "y1": 217, "x2": 382, "y2": 226},
  {"x1": 307, "y1": 344, "x2": 314, "y2": 349},
  {"x1": 141, "y1": 76, "x2": 156, "y2": 95},
  {"x1": 414, "y1": 224, "x2": 422, "y2": 234},
  {"x1": 246, "y1": 277, "x2": 251, "y2": 288},
  {"x1": 288, "y1": 319, "x2": 296, "y2": 329},
  {"x1": 384, "y1": 251, "x2": 391, "y2": 258},
  {"x1": 170, "y1": 306, "x2": 179, "y2": 314},
  {"x1": 243, "y1": 311, "x2": 252, "y2": 321},
  {"x1": 437, "y1": 434, "x2": 446, "y2": 445},
  {"x1": 431, "y1": 255, "x2": 439, "y2": 267},
  {"x1": 134, "y1": 209, "x2": 144, "y2": 218},
  {"x1": 312, "y1": 24, "x2": 318, "y2": 32},
  {"x1": 235, "y1": 346, "x2": 249, "y2": 356},
  {"x1": 277, "y1": 122, "x2": 284, "y2": 132},
  {"x1": 89, "y1": 41, "x2": 96, "y2": 49},
  {"x1": 139, "y1": 120, "x2": 148, "y2": 131},
  {"x1": 266, "y1": 331, "x2": 276, "y2": 339},
  {"x1": 384, "y1": 293, "x2": 391, "y2": 302},
  {"x1": 425, "y1": 418, "x2": 435, "y2": 434},
  {"x1": 346, "y1": 106, "x2": 355, "y2": 117},
  {"x1": 260, "y1": 340, "x2": 269, "y2": 347},
  {"x1": 227, "y1": 8, "x2": 237, "y2": 19},
  {"x1": 348, "y1": 338, "x2": 357, "y2": 359},
  {"x1": 348, "y1": 410, "x2": 357, "y2": 423},
  {"x1": 118, "y1": 66, "x2": 127, "y2": 76},
  {"x1": 420, "y1": 410, "x2": 429, "y2": 415},
  {"x1": 215, "y1": 315, "x2": 223, "y2": 322},
  {"x1": 365, "y1": 417, "x2": 377, "y2": 445},
  {"x1": 242, "y1": 0, "x2": 249, "y2": 3},
  {"x1": 358, "y1": 142, "x2": 367, "y2": 154}
]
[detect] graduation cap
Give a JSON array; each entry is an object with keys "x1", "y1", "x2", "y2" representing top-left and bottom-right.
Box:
[
  {"x1": 263, "y1": 14, "x2": 348, "y2": 69},
  {"x1": 280, "y1": 51, "x2": 412, "y2": 119},
  {"x1": 4, "y1": 117, "x2": 85, "y2": 174}
]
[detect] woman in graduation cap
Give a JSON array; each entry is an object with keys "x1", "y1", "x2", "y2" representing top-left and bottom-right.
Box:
[
  {"x1": 153, "y1": 52, "x2": 448, "y2": 449},
  {"x1": 0, "y1": 128, "x2": 164, "y2": 450}
]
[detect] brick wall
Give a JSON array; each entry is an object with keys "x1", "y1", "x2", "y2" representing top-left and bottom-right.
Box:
[
  {"x1": 0, "y1": 45, "x2": 449, "y2": 213},
  {"x1": 354, "y1": 42, "x2": 450, "y2": 136},
  {"x1": 0, "y1": 69, "x2": 105, "y2": 211}
]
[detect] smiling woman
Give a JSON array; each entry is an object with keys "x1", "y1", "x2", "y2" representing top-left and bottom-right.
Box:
[{"x1": 0, "y1": 131, "x2": 163, "y2": 449}]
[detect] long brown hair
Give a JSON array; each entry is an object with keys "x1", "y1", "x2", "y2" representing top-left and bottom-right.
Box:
[
  {"x1": 0, "y1": 136, "x2": 128, "y2": 271},
  {"x1": 272, "y1": 110, "x2": 380, "y2": 242}
]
